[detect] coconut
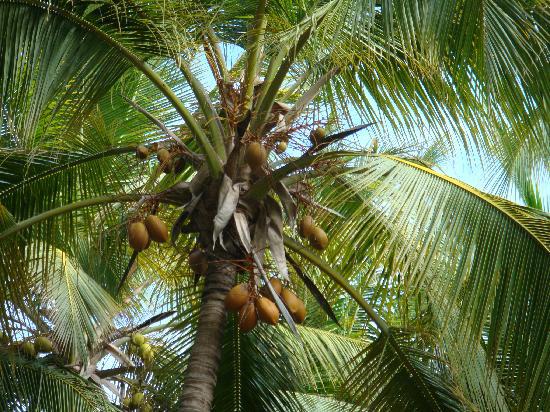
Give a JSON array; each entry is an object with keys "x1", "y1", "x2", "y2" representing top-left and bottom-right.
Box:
[
  {"x1": 298, "y1": 216, "x2": 314, "y2": 238},
  {"x1": 309, "y1": 127, "x2": 326, "y2": 145},
  {"x1": 156, "y1": 148, "x2": 170, "y2": 163},
  {"x1": 280, "y1": 288, "x2": 301, "y2": 314},
  {"x1": 244, "y1": 142, "x2": 267, "y2": 170},
  {"x1": 136, "y1": 145, "x2": 149, "y2": 160},
  {"x1": 122, "y1": 397, "x2": 131, "y2": 408},
  {"x1": 260, "y1": 278, "x2": 283, "y2": 301},
  {"x1": 131, "y1": 392, "x2": 145, "y2": 408},
  {"x1": 128, "y1": 222, "x2": 149, "y2": 251},
  {"x1": 131, "y1": 333, "x2": 145, "y2": 346},
  {"x1": 139, "y1": 343, "x2": 151, "y2": 357},
  {"x1": 188, "y1": 249, "x2": 208, "y2": 275},
  {"x1": 292, "y1": 299, "x2": 307, "y2": 324},
  {"x1": 140, "y1": 402, "x2": 153, "y2": 412},
  {"x1": 225, "y1": 283, "x2": 249, "y2": 312},
  {"x1": 238, "y1": 302, "x2": 257, "y2": 332},
  {"x1": 256, "y1": 297, "x2": 279, "y2": 325},
  {"x1": 157, "y1": 148, "x2": 172, "y2": 173},
  {"x1": 0, "y1": 331, "x2": 9, "y2": 345},
  {"x1": 142, "y1": 349, "x2": 154, "y2": 366},
  {"x1": 309, "y1": 226, "x2": 329, "y2": 250},
  {"x1": 20, "y1": 341, "x2": 36, "y2": 358},
  {"x1": 275, "y1": 141, "x2": 287, "y2": 154},
  {"x1": 144, "y1": 215, "x2": 169, "y2": 243},
  {"x1": 34, "y1": 336, "x2": 53, "y2": 353},
  {"x1": 173, "y1": 157, "x2": 186, "y2": 174}
]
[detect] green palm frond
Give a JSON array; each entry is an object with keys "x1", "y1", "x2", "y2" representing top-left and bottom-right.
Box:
[
  {"x1": 0, "y1": 351, "x2": 118, "y2": 411},
  {"x1": 0, "y1": 1, "x2": 132, "y2": 146},
  {"x1": 40, "y1": 248, "x2": 120, "y2": 360},
  {"x1": 341, "y1": 329, "x2": 466, "y2": 411},
  {"x1": 213, "y1": 321, "x2": 365, "y2": 412},
  {"x1": 306, "y1": 153, "x2": 549, "y2": 409}
]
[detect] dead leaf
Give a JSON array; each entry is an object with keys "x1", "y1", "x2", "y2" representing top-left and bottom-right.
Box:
[
  {"x1": 265, "y1": 196, "x2": 289, "y2": 281},
  {"x1": 213, "y1": 175, "x2": 241, "y2": 247}
]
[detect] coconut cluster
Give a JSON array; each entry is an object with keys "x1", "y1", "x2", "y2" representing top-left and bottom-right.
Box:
[
  {"x1": 129, "y1": 333, "x2": 154, "y2": 368},
  {"x1": 128, "y1": 215, "x2": 169, "y2": 252},
  {"x1": 122, "y1": 391, "x2": 151, "y2": 411},
  {"x1": 298, "y1": 215, "x2": 329, "y2": 250},
  {"x1": 12, "y1": 335, "x2": 54, "y2": 359},
  {"x1": 135, "y1": 144, "x2": 186, "y2": 174},
  {"x1": 224, "y1": 278, "x2": 307, "y2": 332}
]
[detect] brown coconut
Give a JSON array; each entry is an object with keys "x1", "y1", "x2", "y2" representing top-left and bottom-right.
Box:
[
  {"x1": 244, "y1": 142, "x2": 267, "y2": 170},
  {"x1": 144, "y1": 215, "x2": 169, "y2": 243},
  {"x1": 292, "y1": 299, "x2": 307, "y2": 324},
  {"x1": 309, "y1": 226, "x2": 329, "y2": 250},
  {"x1": 281, "y1": 288, "x2": 301, "y2": 314},
  {"x1": 188, "y1": 249, "x2": 208, "y2": 275},
  {"x1": 238, "y1": 302, "x2": 257, "y2": 332},
  {"x1": 298, "y1": 216, "x2": 314, "y2": 238},
  {"x1": 136, "y1": 145, "x2": 149, "y2": 160},
  {"x1": 256, "y1": 297, "x2": 279, "y2": 325},
  {"x1": 157, "y1": 148, "x2": 172, "y2": 172},
  {"x1": 225, "y1": 283, "x2": 249, "y2": 312},
  {"x1": 157, "y1": 148, "x2": 170, "y2": 163},
  {"x1": 128, "y1": 222, "x2": 150, "y2": 251},
  {"x1": 260, "y1": 278, "x2": 283, "y2": 301}
]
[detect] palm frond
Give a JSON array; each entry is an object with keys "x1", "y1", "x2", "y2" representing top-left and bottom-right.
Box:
[
  {"x1": 341, "y1": 329, "x2": 466, "y2": 411},
  {"x1": 0, "y1": 351, "x2": 118, "y2": 411},
  {"x1": 40, "y1": 248, "x2": 120, "y2": 361},
  {"x1": 306, "y1": 153, "x2": 549, "y2": 410}
]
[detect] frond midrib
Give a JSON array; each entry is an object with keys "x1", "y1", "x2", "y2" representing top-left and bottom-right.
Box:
[{"x1": 384, "y1": 154, "x2": 550, "y2": 254}]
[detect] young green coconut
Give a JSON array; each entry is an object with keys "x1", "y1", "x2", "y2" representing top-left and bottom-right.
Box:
[
  {"x1": 131, "y1": 333, "x2": 146, "y2": 346},
  {"x1": 130, "y1": 392, "x2": 145, "y2": 408},
  {"x1": 34, "y1": 336, "x2": 53, "y2": 353},
  {"x1": 20, "y1": 341, "x2": 36, "y2": 358}
]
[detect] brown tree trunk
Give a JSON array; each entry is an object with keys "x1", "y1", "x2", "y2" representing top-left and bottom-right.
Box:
[{"x1": 180, "y1": 259, "x2": 235, "y2": 411}]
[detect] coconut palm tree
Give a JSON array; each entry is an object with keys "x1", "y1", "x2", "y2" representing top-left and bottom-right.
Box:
[{"x1": 0, "y1": 0, "x2": 548, "y2": 411}]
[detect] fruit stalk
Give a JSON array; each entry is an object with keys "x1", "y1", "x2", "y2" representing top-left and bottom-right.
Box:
[{"x1": 180, "y1": 260, "x2": 236, "y2": 411}]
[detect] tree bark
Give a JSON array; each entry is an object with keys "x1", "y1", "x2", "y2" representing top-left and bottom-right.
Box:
[{"x1": 180, "y1": 259, "x2": 236, "y2": 411}]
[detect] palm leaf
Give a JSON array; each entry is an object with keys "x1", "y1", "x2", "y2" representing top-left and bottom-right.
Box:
[
  {"x1": 307, "y1": 153, "x2": 549, "y2": 410},
  {"x1": 40, "y1": 248, "x2": 120, "y2": 361},
  {"x1": 341, "y1": 330, "x2": 466, "y2": 411},
  {"x1": 0, "y1": 351, "x2": 118, "y2": 411}
]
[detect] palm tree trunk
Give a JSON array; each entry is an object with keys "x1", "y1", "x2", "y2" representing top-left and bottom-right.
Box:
[{"x1": 180, "y1": 259, "x2": 235, "y2": 411}]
